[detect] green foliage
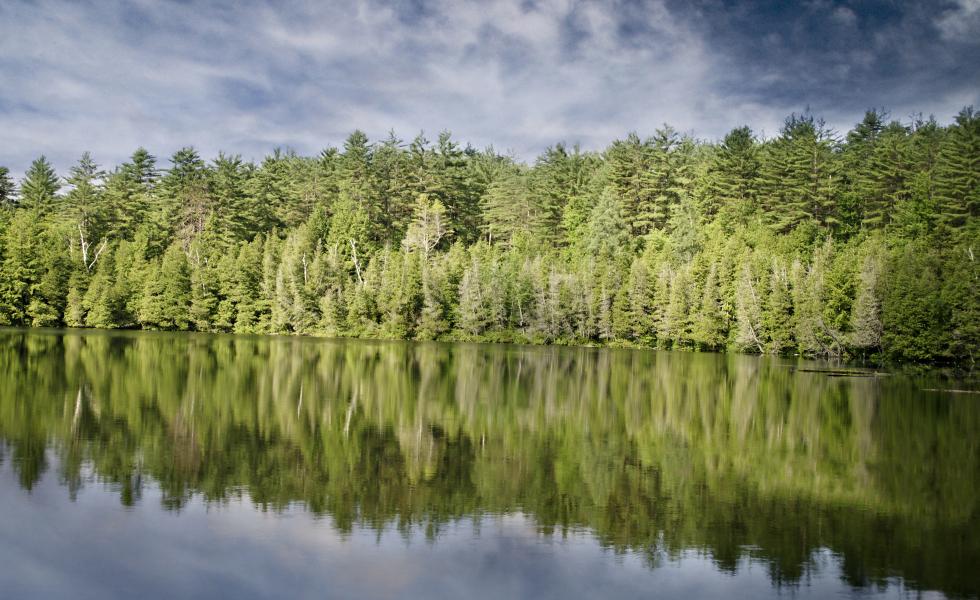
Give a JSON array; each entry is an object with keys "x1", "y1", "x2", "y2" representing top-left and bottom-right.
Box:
[
  {"x1": 18, "y1": 156, "x2": 60, "y2": 214},
  {"x1": 934, "y1": 107, "x2": 979, "y2": 230},
  {"x1": 760, "y1": 114, "x2": 840, "y2": 231},
  {"x1": 708, "y1": 126, "x2": 761, "y2": 224},
  {"x1": 881, "y1": 242, "x2": 945, "y2": 361},
  {"x1": 0, "y1": 166, "x2": 16, "y2": 208},
  {"x1": 0, "y1": 108, "x2": 977, "y2": 363},
  {"x1": 139, "y1": 244, "x2": 192, "y2": 330}
]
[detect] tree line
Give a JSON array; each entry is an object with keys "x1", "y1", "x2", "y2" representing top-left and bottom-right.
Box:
[{"x1": 0, "y1": 108, "x2": 976, "y2": 363}]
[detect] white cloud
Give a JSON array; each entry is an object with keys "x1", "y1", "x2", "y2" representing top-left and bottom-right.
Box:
[
  {"x1": 0, "y1": 0, "x2": 975, "y2": 177},
  {"x1": 0, "y1": 0, "x2": 728, "y2": 174},
  {"x1": 935, "y1": 0, "x2": 980, "y2": 40}
]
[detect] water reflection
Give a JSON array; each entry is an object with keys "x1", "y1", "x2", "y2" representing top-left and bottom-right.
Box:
[{"x1": 0, "y1": 329, "x2": 977, "y2": 598}]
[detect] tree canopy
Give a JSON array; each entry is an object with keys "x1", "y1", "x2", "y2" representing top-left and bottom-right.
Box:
[{"x1": 0, "y1": 109, "x2": 977, "y2": 363}]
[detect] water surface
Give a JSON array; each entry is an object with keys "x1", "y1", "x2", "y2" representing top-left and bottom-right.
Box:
[{"x1": 0, "y1": 329, "x2": 977, "y2": 599}]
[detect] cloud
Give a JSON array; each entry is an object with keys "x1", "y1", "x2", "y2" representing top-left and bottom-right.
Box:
[
  {"x1": 0, "y1": 0, "x2": 977, "y2": 177},
  {"x1": 831, "y1": 5, "x2": 858, "y2": 28},
  {"x1": 935, "y1": 0, "x2": 980, "y2": 40}
]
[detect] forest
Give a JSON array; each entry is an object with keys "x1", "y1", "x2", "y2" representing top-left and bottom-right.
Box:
[{"x1": 0, "y1": 108, "x2": 976, "y2": 363}]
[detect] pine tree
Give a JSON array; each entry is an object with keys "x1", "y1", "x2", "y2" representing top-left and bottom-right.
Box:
[
  {"x1": 881, "y1": 243, "x2": 945, "y2": 361},
  {"x1": 763, "y1": 257, "x2": 794, "y2": 353},
  {"x1": 583, "y1": 187, "x2": 630, "y2": 263},
  {"x1": 482, "y1": 168, "x2": 544, "y2": 246},
  {"x1": 403, "y1": 194, "x2": 449, "y2": 258},
  {"x1": 18, "y1": 156, "x2": 60, "y2": 214},
  {"x1": 104, "y1": 149, "x2": 157, "y2": 241},
  {"x1": 841, "y1": 110, "x2": 885, "y2": 231},
  {"x1": 646, "y1": 126, "x2": 689, "y2": 232},
  {"x1": 940, "y1": 236, "x2": 979, "y2": 363},
  {"x1": 849, "y1": 248, "x2": 883, "y2": 353},
  {"x1": 458, "y1": 250, "x2": 489, "y2": 336},
  {"x1": 621, "y1": 256, "x2": 657, "y2": 344},
  {"x1": 431, "y1": 132, "x2": 480, "y2": 244},
  {"x1": 64, "y1": 272, "x2": 88, "y2": 327},
  {"x1": 26, "y1": 230, "x2": 70, "y2": 327},
  {"x1": 161, "y1": 147, "x2": 210, "y2": 244},
  {"x1": 83, "y1": 250, "x2": 123, "y2": 329},
  {"x1": 651, "y1": 263, "x2": 672, "y2": 347},
  {"x1": 124, "y1": 147, "x2": 158, "y2": 186},
  {"x1": 211, "y1": 250, "x2": 240, "y2": 332},
  {"x1": 64, "y1": 153, "x2": 109, "y2": 272},
  {"x1": 662, "y1": 265, "x2": 691, "y2": 347},
  {"x1": 734, "y1": 260, "x2": 765, "y2": 353},
  {"x1": 605, "y1": 133, "x2": 656, "y2": 238},
  {"x1": 139, "y1": 244, "x2": 191, "y2": 330},
  {"x1": 691, "y1": 260, "x2": 726, "y2": 350},
  {"x1": 760, "y1": 114, "x2": 841, "y2": 231},
  {"x1": 0, "y1": 209, "x2": 44, "y2": 324},
  {"x1": 709, "y1": 126, "x2": 761, "y2": 222},
  {"x1": 415, "y1": 254, "x2": 450, "y2": 340},
  {"x1": 933, "y1": 107, "x2": 979, "y2": 230},
  {"x1": 371, "y1": 132, "x2": 414, "y2": 244},
  {"x1": 209, "y1": 153, "x2": 255, "y2": 245},
  {"x1": 246, "y1": 150, "x2": 295, "y2": 231},
  {"x1": 188, "y1": 231, "x2": 221, "y2": 331},
  {"x1": 0, "y1": 166, "x2": 15, "y2": 208},
  {"x1": 375, "y1": 249, "x2": 421, "y2": 339},
  {"x1": 233, "y1": 238, "x2": 264, "y2": 333},
  {"x1": 531, "y1": 144, "x2": 596, "y2": 244}
]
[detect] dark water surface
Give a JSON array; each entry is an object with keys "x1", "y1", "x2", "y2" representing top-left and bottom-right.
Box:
[{"x1": 0, "y1": 329, "x2": 977, "y2": 599}]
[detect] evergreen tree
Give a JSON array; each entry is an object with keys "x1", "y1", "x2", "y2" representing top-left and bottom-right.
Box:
[
  {"x1": 403, "y1": 194, "x2": 449, "y2": 258},
  {"x1": 933, "y1": 107, "x2": 979, "y2": 230},
  {"x1": 760, "y1": 114, "x2": 840, "y2": 231},
  {"x1": 709, "y1": 126, "x2": 761, "y2": 223},
  {"x1": 734, "y1": 260, "x2": 766, "y2": 353},
  {"x1": 371, "y1": 132, "x2": 414, "y2": 244},
  {"x1": 233, "y1": 237, "x2": 265, "y2": 333},
  {"x1": 940, "y1": 236, "x2": 979, "y2": 363},
  {"x1": 0, "y1": 166, "x2": 15, "y2": 208},
  {"x1": 18, "y1": 156, "x2": 60, "y2": 214},
  {"x1": 209, "y1": 153, "x2": 256, "y2": 245},
  {"x1": 0, "y1": 210, "x2": 44, "y2": 324},
  {"x1": 139, "y1": 244, "x2": 192, "y2": 330},
  {"x1": 763, "y1": 257, "x2": 794, "y2": 353},
  {"x1": 531, "y1": 144, "x2": 595, "y2": 243},
  {"x1": 482, "y1": 168, "x2": 543, "y2": 246},
  {"x1": 881, "y1": 243, "x2": 945, "y2": 361},
  {"x1": 431, "y1": 132, "x2": 481, "y2": 244},
  {"x1": 64, "y1": 152, "x2": 109, "y2": 271},
  {"x1": 849, "y1": 247, "x2": 883, "y2": 354},
  {"x1": 583, "y1": 187, "x2": 630, "y2": 263},
  {"x1": 83, "y1": 249, "x2": 123, "y2": 329},
  {"x1": 605, "y1": 133, "x2": 656, "y2": 238},
  {"x1": 104, "y1": 148, "x2": 157, "y2": 241},
  {"x1": 160, "y1": 147, "x2": 210, "y2": 244},
  {"x1": 246, "y1": 150, "x2": 295, "y2": 231}
]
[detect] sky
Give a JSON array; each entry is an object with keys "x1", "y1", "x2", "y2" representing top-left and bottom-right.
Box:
[{"x1": 0, "y1": 0, "x2": 978, "y2": 175}]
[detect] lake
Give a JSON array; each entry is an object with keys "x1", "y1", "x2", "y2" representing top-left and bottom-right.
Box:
[{"x1": 0, "y1": 328, "x2": 977, "y2": 599}]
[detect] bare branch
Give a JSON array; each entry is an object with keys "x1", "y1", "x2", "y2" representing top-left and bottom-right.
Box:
[{"x1": 87, "y1": 238, "x2": 108, "y2": 271}]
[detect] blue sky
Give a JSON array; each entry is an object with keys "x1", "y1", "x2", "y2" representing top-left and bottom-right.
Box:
[{"x1": 1, "y1": 0, "x2": 978, "y2": 175}]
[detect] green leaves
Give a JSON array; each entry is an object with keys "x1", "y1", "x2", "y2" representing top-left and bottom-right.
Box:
[{"x1": 0, "y1": 108, "x2": 976, "y2": 362}]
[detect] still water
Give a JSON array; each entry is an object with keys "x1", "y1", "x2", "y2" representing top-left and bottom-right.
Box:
[{"x1": 0, "y1": 329, "x2": 977, "y2": 599}]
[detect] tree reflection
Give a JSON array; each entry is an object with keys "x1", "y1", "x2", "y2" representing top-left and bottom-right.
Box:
[{"x1": 0, "y1": 330, "x2": 976, "y2": 597}]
